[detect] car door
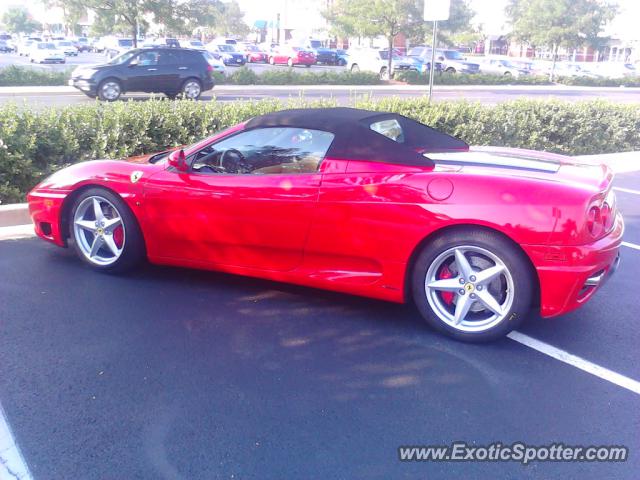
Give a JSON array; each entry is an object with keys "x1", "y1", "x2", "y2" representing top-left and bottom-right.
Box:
[
  {"x1": 142, "y1": 127, "x2": 336, "y2": 271},
  {"x1": 155, "y1": 50, "x2": 182, "y2": 92},
  {"x1": 124, "y1": 50, "x2": 161, "y2": 92}
]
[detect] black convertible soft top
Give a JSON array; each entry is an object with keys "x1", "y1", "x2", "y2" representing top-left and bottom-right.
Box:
[{"x1": 245, "y1": 107, "x2": 468, "y2": 166}]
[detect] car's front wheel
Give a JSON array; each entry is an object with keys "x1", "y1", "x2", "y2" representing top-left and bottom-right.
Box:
[
  {"x1": 411, "y1": 228, "x2": 533, "y2": 342},
  {"x1": 69, "y1": 188, "x2": 145, "y2": 272},
  {"x1": 98, "y1": 79, "x2": 122, "y2": 101},
  {"x1": 287, "y1": 58, "x2": 294, "y2": 67},
  {"x1": 350, "y1": 63, "x2": 360, "y2": 72}
]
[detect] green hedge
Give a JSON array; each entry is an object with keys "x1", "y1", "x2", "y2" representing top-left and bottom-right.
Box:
[
  {"x1": 395, "y1": 71, "x2": 553, "y2": 85},
  {"x1": 1, "y1": 98, "x2": 639, "y2": 203},
  {"x1": 0, "y1": 65, "x2": 71, "y2": 87}
]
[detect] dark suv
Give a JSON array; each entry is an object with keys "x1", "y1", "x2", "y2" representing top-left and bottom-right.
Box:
[{"x1": 69, "y1": 47, "x2": 215, "y2": 101}]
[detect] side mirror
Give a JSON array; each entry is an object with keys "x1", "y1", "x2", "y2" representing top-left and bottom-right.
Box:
[{"x1": 168, "y1": 149, "x2": 188, "y2": 171}]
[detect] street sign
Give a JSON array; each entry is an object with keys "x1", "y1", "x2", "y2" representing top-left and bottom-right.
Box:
[{"x1": 424, "y1": 0, "x2": 451, "y2": 21}]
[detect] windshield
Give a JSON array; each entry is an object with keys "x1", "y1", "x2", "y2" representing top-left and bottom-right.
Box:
[
  {"x1": 246, "y1": 44, "x2": 259, "y2": 51},
  {"x1": 442, "y1": 50, "x2": 464, "y2": 60},
  {"x1": 218, "y1": 44, "x2": 235, "y2": 52},
  {"x1": 309, "y1": 40, "x2": 322, "y2": 48},
  {"x1": 118, "y1": 39, "x2": 133, "y2": 47},
  {"x1": 108, "y1": 50, "x2": 137, "y2": 65}
]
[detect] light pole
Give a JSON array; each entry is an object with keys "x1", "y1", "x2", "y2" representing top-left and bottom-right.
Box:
[
  {"x1": 428, "y1": 20, "x2": 437, "y2": 101},
  {"x1": 423, "y1": 0, "x2": 451, "y2": 102}
]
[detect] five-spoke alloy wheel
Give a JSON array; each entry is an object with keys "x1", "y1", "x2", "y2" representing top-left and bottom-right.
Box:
[
  {"x1": 412, "y1": 228, "x2": 533, "y2": 342},
  {"x1": 70, "y1": 188, "x2": 144, "y2": 272}
]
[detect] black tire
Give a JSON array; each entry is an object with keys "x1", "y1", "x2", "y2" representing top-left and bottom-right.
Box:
[
  {"x1": 97, "y1": 78, "x2": 122, "y2": 101},
  {"x1": 179, "y1": 78, "x2": 202, "y2": 100},
  {"x1": 379, "y1": 67, "x2": 389, "y2": 81},
  {"x1": 350, "y1": 63, "x2": 359, "y2": 72},
  {"x1": 445, "y1": 67, "x2": 456, "y2": 74},
  {"x1": 411, "y1": 228, "x2": 533, "y2": 342},
  {"x1": 69, "y1": 188, "x2": 145, "y2": 273}
]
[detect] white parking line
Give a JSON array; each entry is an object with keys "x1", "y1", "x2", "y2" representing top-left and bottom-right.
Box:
[
  {"x1": 508, "y1": 331, "x2": 640, "y2": 396},
  {"x1": 614, "y1": 187, "x2": 640, "y2": 195},
  {"x1": 622, "y1": 241, "x2": 640, "y2": 251},
  {"x1": 0, "y1": 402, "x2": 33, "y2": 480}
]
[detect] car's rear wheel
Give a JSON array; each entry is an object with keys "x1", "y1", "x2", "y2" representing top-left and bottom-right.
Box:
[
  {"x1": 446, "y1": 67, "x2": 456, "y2": 74},
  {"x1": 411, "y1": 228, "x2": 532, "y2": 342},
  {"x1": 180, "y1": 78, "x2": 202, "y2": 100},
  {"x1": 269, "y1": 56, "x2": 275, "y2": 65},
  {"x1": 98, "y1": 79, "x2": 122, "y2": 101},
  {"x1": 350, "y1": 63, "x2": 360, "y2": 72},
  {"x1": 287, "y1": 57, "x2": 294, "y2": 67},
  {"x1": 70, "y1": 188, "x2": 144, "y2": 273},
  {"x1": 379, "y1": 66, "x2": 389, "y2": 80}
]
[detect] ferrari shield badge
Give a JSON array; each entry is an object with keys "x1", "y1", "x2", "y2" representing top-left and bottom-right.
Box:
[{"x1": 130, "y1": 171, "x2": 143, "y2": 183}]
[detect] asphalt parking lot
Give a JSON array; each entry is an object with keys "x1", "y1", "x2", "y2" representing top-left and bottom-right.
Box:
[{"x1": 1, "y1": 171, "x2": 639, "y2": 479}]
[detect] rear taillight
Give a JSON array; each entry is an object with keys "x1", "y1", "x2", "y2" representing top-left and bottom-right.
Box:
[
  {"x1": 587, "y1": 206, "x2": 602, "y2": 237},
  {"x1": 206, "y1": 64, "x2": 213, "y2": 73}
]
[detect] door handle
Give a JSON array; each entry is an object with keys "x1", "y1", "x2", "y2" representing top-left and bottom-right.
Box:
[
  {"x1": 147, "y1": 68, "x2": 157, "y2": 71},
  {"x1": 178, "y1": 67, "x2": 188, "y2": 70}
]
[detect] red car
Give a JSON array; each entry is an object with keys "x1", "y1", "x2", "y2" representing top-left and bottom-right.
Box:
[
  {"x1": 241, "y1": 43, "x2": 268, "y2": 63},
  {"x1": 27, "y1": 108, "x2": 623, "y2": 341},
  {"x1": 269, "y1": 46, "x2": 315, "y2": 67}
]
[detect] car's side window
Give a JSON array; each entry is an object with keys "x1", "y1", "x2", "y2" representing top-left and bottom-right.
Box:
[
  {"x1": 158, "y1": 51, "x2": 180, "y2": 66},
  {"x1": 135, "y1": 51, "x2": 159, "y2": 66},
  {"x1": 189, "y1": 127, "x2": 335, "y2": 175},
  {"x1": 370, "y1": 119, "x2": 405, "y2": 143}
]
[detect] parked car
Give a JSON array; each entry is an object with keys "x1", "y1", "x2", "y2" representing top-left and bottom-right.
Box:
[
  {"x1": 206, "y1": 43, "x2": 246, "y2": 66},
  {"x1": 553, "y1": 62, "x2": 601, "y2": 78},
  {"x1": 347, "y1": 48, "x2": 398, "y2": 79},
  {"x1": 269, "y1": 45, "x2": 315, "y2": 67},
  {"x1": 0, "y1": 40, "x2": 14, "y2": 53},
  {"x1": 336, "y1": 49, "x2": 349, "y2": 66},
  {"x1": 304, "y1": 39, "x2": 338, "y2": 65},
  {"x1": 201, "y1": 51, "x2": 226, "y2": 75},
  {"x1": 69, "y1": 47, "x2": 215, "y2": 101},
  {"x1": 73, "y1": 37, "x2": 92, "y2": 52},
  {"x1": 478, "y1": 58, "x2": 530, "y2": 77},
  {"x1": 29, "y1": 42, "x2": 65, "y2": 64},
  {"x1": 27, "y1": 107, "x2": 623, "y2": 342},
  {"x1": 181, "y1": 39, "x2": 206, "y2": 50},
  {"x1": 104, "y1": 38, "x2": 134, "y2": 59},
  {"x1": 240, "y1": 43, "x2": 268, "y2": 63},
  {"x1": 17, "y1": 39, "x2": 34, "y2": 56},
  {"x1": 590, "y1": 62, "x2": 636, "y2": 78},
  {"x1": 408, "y1": 46, "x2": 479, "y2": 74},
  {"x1": 54, "y1": 40, "x2": 79, "y2": 56}
]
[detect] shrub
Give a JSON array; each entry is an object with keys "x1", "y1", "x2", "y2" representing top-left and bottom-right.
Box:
[
  {"x1": 555, "y1": 76, "x2": 640, "y2": 87},
  {"x1": 395, "y1": 70, "x2": 552, "y2": 85},
  {"x1": 0, "y1": 65, "x2": 71, "y2": 87},
  {"x1": 1, "y1": 98, "x2": 639, "y2": 203},
  {"x1": 223, "y1": 66, "x2": 381, "y2": 85}
]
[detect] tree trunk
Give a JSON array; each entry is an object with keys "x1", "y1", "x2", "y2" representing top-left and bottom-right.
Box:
[
  {"x1": 132, "y1": 20, "x2": 138, "y2": 47},
  {"x1": 550, "y1": 43, "x2": 558, "y2": 82},
  {"x1": 387, "y1": 35, "x2": 394, "y2": 80}
]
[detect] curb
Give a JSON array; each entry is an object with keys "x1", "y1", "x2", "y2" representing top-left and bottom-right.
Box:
[{"x1": 0, "y1": 203, "x2": 30, "y2": 227}]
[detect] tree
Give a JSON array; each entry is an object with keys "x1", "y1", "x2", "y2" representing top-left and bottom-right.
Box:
[
  {"x1": 324, "y1": 0, "x2": 424, "y2": 76},
  {"x1": 63, "y1": 0, "x2": 179, "y2": 47},
  {"x1": 164, "y1": 0, "x2": 250, "y2": 38},
  {"x1": 1, "y1": 6, "x2": 42, "y2": 34},
  {"x1": 506, "y1": 0, "x2": 617, "y2": 80},
  {"x1": 43, "y1": 0, "x2": 87, "y2": 36}
]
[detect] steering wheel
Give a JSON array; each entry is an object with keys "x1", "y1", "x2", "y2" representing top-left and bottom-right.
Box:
[{"x1": 219, "y1": 148, "x2": 247, "y2": 174}]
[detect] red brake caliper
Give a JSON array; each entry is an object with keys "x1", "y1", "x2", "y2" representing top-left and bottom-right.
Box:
[
  {"x1": 438, "y1": 264, "x2": 454, "y2": 305},
  {"x1": 113, "y1": 226, "x2": 124, "y2": 248}
]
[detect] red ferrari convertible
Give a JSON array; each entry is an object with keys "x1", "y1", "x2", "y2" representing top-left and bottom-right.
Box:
[{"x1": 28, "y1": 108, "x2": 623, "y2": 341}]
